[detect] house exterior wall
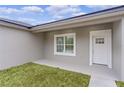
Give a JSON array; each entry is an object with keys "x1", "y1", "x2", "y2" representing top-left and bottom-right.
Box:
[
  {"x1": 121, "y1": 17, "x2": 124, "y2": 81},
  {"x1": 0, "y1": 25, "x2": 44, "y2": 69},
  {"x1": 43, "y1": 23, "x2": 112, "y2": 66},
  {"x1": 0, "y1": 19, "x2": 123, "y2": 81},
  {"x1": 112, "y1": 18, "x2": 124, "y2": 81},
  {"x1": 113, "y1": 20, "x2": 122, "y2": 80}
]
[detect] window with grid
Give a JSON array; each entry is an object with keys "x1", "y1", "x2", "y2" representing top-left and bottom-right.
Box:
[{"x1": 54, "y1": 33, "x2": 76, "y2": 56}]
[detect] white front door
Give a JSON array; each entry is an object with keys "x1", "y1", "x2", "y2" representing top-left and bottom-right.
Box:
[
  {"x1": 93, "y1": 34, "x2": 107, "y2": 65},
  {"x1": 90, "y1": 30, "x2": 112, "y2": 68}
]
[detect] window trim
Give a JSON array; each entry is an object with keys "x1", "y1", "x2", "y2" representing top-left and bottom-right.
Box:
[{"x1": 54, "y1": 33, "x2": 76, "y2": 56}]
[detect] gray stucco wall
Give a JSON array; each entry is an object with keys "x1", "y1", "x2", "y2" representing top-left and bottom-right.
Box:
[
  {"x1": 43, "y1": 23, "x2": 112, "y2": 66},
  {"x1": 0, "y1": 26, "x2": 44, "y2": 69},
  {"x1": 121, "y1": 17, "x2": 124, "y2": 81},
  {"x1": 112, "y1": 20, "x2": 122, "y2": 79}
]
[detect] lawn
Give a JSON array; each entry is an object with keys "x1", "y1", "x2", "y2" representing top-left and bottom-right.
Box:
[
  {"x1": 0, "y1": 62, "x2": 90, "y2": 87},
  {"x1": 116, "y1": 81, "x2": 124, "y2": 87}
]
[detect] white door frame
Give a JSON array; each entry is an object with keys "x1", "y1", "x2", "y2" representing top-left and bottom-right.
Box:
[{"x1": 89, "y1": 29, "x2": 112, "y2": 68}]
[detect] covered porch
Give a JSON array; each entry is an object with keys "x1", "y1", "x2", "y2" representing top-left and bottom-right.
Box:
[
  {"x1": 35, "y1": 21, "x2": 121, "y2": 79},
  {"x1": 33, "y1": 11, "x2": 124, "y2": 84}
]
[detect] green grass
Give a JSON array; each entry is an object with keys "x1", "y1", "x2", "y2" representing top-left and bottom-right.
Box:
[
  {"x1": 0, "y1": 62, "x2": 90, "y2": 87},
  {"x1": 116, "y1": 81, "x2": 124, "y2": 87}
]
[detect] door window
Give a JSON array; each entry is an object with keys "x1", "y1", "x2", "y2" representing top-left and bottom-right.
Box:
[{"x1": 96, "y1": 38, "x2": 104, "y2": 44}]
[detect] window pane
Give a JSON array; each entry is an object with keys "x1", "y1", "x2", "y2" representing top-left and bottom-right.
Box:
[
  {"x1": 57, "y1": 45, "x2": 64, "y2": 52},
  {"x1": 65, "y1": 36, "x2": 74, "y2": 44},
  {"x1": 96, "y1": 38, "x2": 104, "y2": 44},
  {"x1": 56, "y1": 37, "x2": 64, "y2": 44},
  {"x1": 65, "y1": 45, "x2": 74, "y2": 53}
]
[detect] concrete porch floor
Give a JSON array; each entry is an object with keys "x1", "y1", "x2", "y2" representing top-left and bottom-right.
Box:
[{"x1": 34, "y1": 60, "x2": 118, "y2": 87}]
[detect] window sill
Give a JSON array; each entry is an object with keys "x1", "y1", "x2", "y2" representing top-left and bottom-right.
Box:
[{"x1": 54, "y1": 53, "x2": 76, "y2": 56}]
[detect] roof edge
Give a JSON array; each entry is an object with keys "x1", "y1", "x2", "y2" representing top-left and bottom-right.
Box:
[
  {"x1": 0, "y1": 19, "x2": 32, "y2": 29},
  {"x1": 31, "y1": 5, "x2": 124, "y2": 28}
]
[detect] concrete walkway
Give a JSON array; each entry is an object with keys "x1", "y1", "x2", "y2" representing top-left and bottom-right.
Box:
[
  {"x1": 35, "y1": 60, "x2": 118, "y2": 87},
  {"x1": 89, "y1": 75, "x2": 117, "y2": 87}
]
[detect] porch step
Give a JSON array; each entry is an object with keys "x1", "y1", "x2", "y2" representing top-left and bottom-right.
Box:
[{"x1": 89, "y1": 75, "x2": 117, "y2": 87}]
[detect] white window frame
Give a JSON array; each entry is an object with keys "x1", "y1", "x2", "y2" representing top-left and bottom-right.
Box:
[{"x1": 54, "y1": 33, "x2": 76, "y2": 56}]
